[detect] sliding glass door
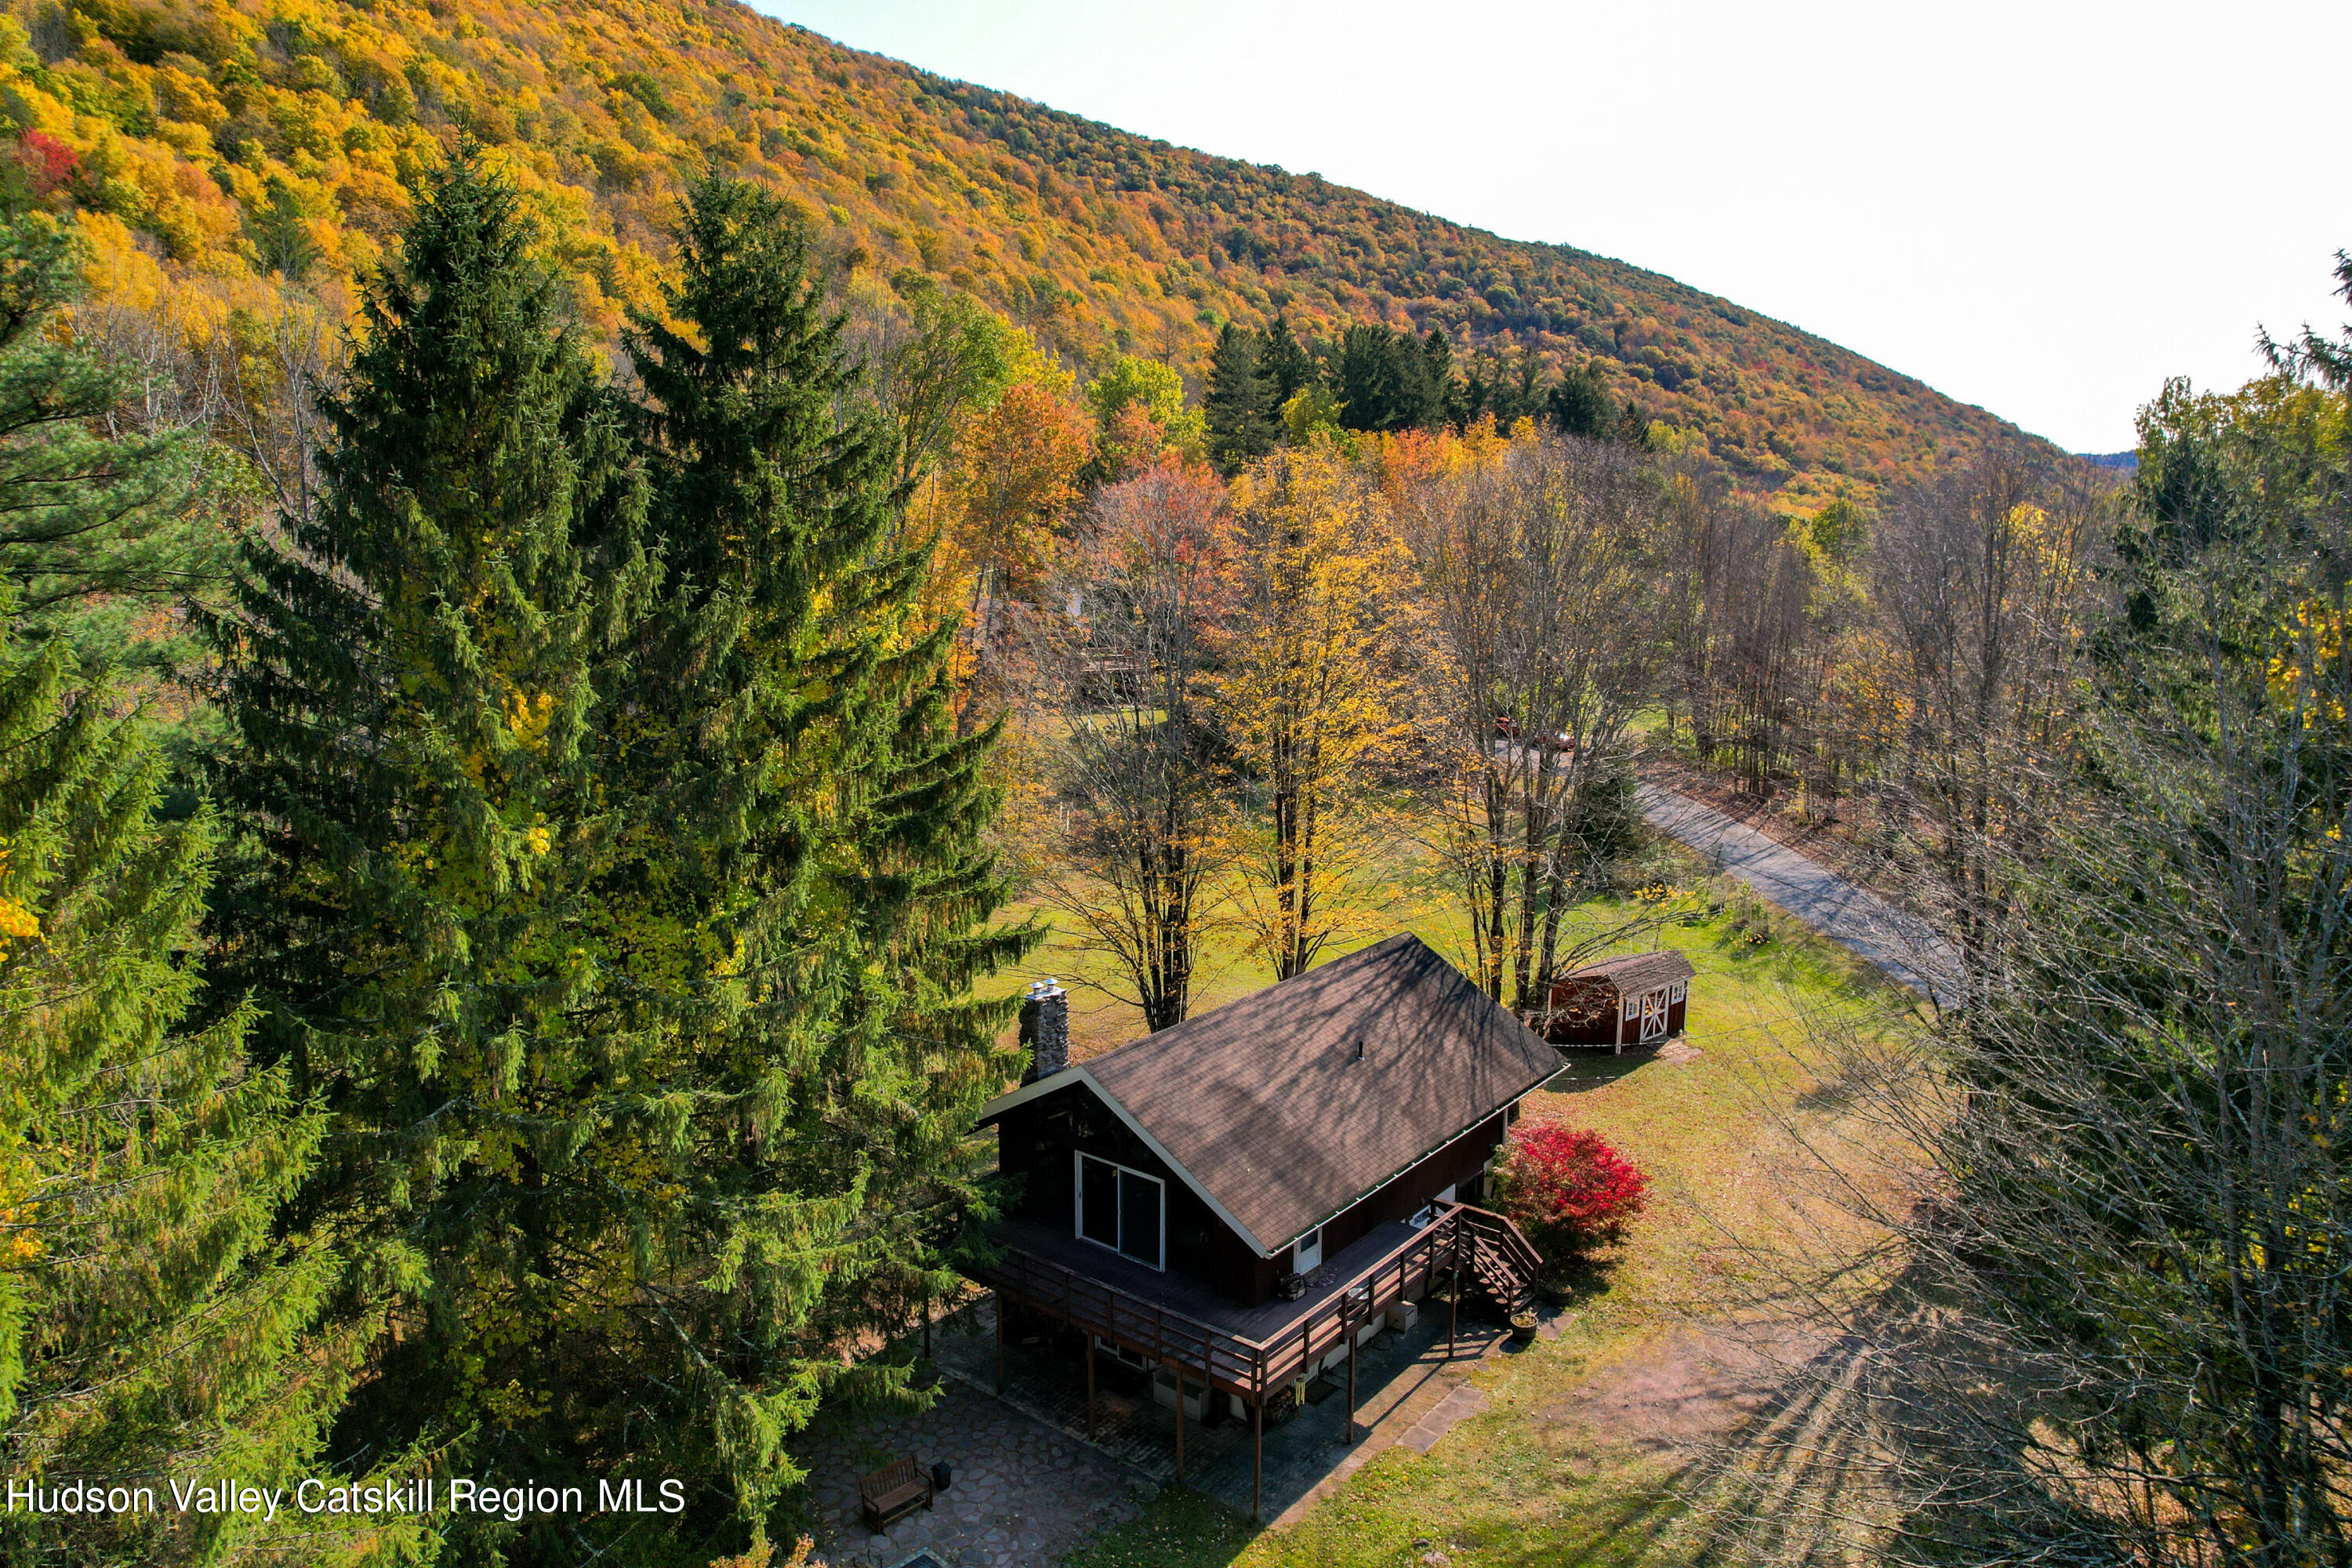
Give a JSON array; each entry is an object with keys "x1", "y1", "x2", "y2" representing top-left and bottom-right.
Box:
[{"x1": 1075, "y1": 1153, "x2": 1165, "y2": 1269}]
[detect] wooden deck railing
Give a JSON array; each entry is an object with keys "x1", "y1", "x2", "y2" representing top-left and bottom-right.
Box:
[{"x1": 978, "y1": 1201, "x2": 1541, "y2": 1402}]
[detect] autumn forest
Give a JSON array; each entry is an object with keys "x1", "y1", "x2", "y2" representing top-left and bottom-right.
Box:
[{"x1": 2, "y1": 0, "x2": 2348, "y2": 1565}]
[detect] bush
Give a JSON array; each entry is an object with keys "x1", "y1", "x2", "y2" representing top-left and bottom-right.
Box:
[{"x1": 1491, "y1": 1123, "x2": 1649, "y2": 1261}]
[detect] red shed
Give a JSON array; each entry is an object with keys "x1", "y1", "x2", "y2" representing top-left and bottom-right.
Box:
[{"x1": 1545, "y1": 951, "x2": 1694, "y2": 1051}]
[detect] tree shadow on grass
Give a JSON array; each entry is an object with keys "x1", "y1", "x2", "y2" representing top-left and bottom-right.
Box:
[
  {"x1": 1545, "y1": 1049, "x2": 1661, "y2": 1095},
  {"x1": 1657, "y1": 1283, "x2": 2142, "y2": 1568}
]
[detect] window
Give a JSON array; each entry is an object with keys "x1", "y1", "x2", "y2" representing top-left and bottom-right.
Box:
[{"x1": 1075, "y1": 1153, "x2": 1165, "y2": 1269}]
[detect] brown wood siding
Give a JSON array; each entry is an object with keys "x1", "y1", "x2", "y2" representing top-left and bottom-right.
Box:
[
  {"x1": 1546, "y1": 980, "x2": 1691, "y2": 1048},
  {"x1": 996, "y1": 1083, "x2": 1232, "y2": 1290},
  {"x1": 1280, "y1": 1112, "x2": 1509, "y2": 1294},
  {"x1": 997, "y1": 1083, "x2": 1524, "y2": 1309}
]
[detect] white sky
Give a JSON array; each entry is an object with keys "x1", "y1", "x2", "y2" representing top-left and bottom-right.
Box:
[{"x1": 756, "y1": 0, "x2": 2349, "y2": 454}]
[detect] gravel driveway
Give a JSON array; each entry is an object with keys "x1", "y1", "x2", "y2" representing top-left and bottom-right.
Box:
[{"x1": 1637, "y1": 785, "x2": 1962, "y2": 1004}]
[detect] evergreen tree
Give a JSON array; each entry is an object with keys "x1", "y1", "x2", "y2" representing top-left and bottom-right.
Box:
[
  {"x1": 1546, "y1": 358, "x2": 1615, "y2": 441},
  {"x1": 1497, "y1": 348, "x2": 1544, "y2": 426},
  {"x1": 1451, "y1": 350, "x2": 1493, "y2": 430},
  {"x1": 1335, "y1": 325, "x2": 1406, "y2": 433},
  {"x1": 0, "y1": 213, "x2": 223, "y2": 670},
  {"x1": 599, "y1": 177, "x2": 1034, "y2": 1548},
  {"x1": 1616, "y1": 397, "x2": 1658, "y2": 451},
  {"x1": 0, "y1": 203, "x2": 359, "y2": 1568},
  {"x1": 0, "y1": 636, "x2": 358, "y2": 1567},
  {"x1": 1203, "y1": 321, "x2": 1276, "y2": 470},
  {"x1": 210, "y1": 149, "x2": 661, "y2": 1556},
  {"x1": 1258, "y1": 311, "x2": 1317, "y2": 410},
  {"x1": 1417, "y1": 328, "x2": 1455, "y2": 427}
]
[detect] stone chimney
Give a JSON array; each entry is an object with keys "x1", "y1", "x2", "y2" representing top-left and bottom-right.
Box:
[{"x1": 1018, "y1": 978, "x2": 1069, "y2": 1083}]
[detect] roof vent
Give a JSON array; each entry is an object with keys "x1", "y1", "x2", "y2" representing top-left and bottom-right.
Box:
[{"x1": 1350, "y1": 1039, "x2": 1367, "y2": 1063}]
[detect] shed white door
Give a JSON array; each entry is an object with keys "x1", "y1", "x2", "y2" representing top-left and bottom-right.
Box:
[{"x1": 1639, "y1": 986, "x2": 1669, "y2": 1042}]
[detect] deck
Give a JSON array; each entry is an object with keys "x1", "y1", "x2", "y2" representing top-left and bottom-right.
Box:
[
  {"x1": 974, "y1": 1202, "x2": 1539, "y2": 1404},
  {"x1": 988, "y1": 1216, "x2": 1421, "y2": 1341}
]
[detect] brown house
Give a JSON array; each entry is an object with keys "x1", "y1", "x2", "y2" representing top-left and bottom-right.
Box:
[
  {"x1": 1544, "y1": 950, "x2": 1695, "y2": 1051},
  {"x1": 971, "y1": 934, "x2": 1558, "y2": 1516}
]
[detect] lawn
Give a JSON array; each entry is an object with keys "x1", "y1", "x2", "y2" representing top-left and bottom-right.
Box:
[{"x1": 1039, "y1": 855, "x2": 1911, "y2": 1568}]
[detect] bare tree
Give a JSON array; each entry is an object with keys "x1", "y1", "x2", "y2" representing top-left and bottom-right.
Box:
[
  {"x1": 1870, "y1": 445, "x2": 2107, "y2": 1009},
  {"x1": 1650, "y1": 466, "x2": 1846, "y2": 804},
  {"x1": 1028, "y1": 461, "x2": 1229, "y2": 1031},
  {"x1": 1734, "y1": 651, "x2": 2352, "y2": 1565},
  {"x1": 1399, "y1": 430, "x2": 1667, "y2": 1022}
]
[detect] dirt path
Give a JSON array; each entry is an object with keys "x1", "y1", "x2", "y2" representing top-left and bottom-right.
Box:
[{"x1": 1638, "y1": 784, "x2": 1961, "y2": 1004}]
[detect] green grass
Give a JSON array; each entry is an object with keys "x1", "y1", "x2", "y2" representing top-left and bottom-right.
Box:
[
  {"x1": 1062, "y1": 1486, "x2": 1257, "y2": 1568},
  {"x1": 1045, "y1": 848, "x2": 1909, "y2": 1566}
]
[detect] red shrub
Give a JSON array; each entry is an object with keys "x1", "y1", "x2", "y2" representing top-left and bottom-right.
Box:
[{"x1": 1491, "y1": 1122, "x2": 1648, "y2": 1261}]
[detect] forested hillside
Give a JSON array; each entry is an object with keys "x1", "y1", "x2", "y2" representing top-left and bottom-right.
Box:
[{"x1": 6, "y1": 0, "x2": 2027, "y2": 503}]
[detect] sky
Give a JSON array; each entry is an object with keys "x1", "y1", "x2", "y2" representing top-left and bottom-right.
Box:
[{"x1": 755, "y1": 0, "x2": 2348, "y2": 455}]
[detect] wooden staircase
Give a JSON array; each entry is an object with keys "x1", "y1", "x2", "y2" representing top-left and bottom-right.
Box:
[{"x1": 1447, "y1": 1203, "x2": 1543, "y2": 1316}]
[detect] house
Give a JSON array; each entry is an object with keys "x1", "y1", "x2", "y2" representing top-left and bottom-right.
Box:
[
  {"x1": 1544, "y1": 949, "x2": 1694, "y2": 1051},
  {"x1": 970, "y1": 935, "x2": 1557, "y2": 1517}
]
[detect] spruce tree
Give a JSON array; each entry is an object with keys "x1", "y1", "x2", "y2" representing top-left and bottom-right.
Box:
[
  {"x1": 0, "y1": 213, "x2": 223, "y2": 671},
  {"x1": 1203, "y1": 321, "x2": 1276, "y2": 470},
  {"x1": 210, "y1": 149, "x2": 659, "y2": 1555},
  {"x1": 1546, "y1": 359, "x2": 1616, "y2": 441},
  {"x1": 0, "y1": 636, "x2": 358, "y2": 1568},
  {"x1": 1616, "y1": 397, "x2": 1658, "y2": 450},
  {"x1": 1258, "y1": 311, "x2": 1317, "y2": 410},
  {"x1": 615, "y1": 176, "x2": 1034, "y2": 1544},
  {"x1": 1334, "y1": 325, "x2": 1403, "y2": 432},
  {"x1": 1417, "y1": 327, "x2": 1455, "y2": 427},
  {"x1": 0, "y1": 204, "x2": 359, "y2": 1568}
]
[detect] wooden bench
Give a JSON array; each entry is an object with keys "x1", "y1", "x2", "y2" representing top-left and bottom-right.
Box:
[{"x1": 858, "y1": 1454, "x2": 933, "y2": 1534}]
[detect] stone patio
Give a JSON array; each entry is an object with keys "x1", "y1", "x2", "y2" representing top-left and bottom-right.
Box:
[
  {"x1": 792, "y1": 1288, "x2": 1544, "y2": 1565},
  {"x1": 930, "y1": 1291, "x2": 1526, "y2": 1524},
  {"x1": 793, "y1": 1374, "x2": 1153, "y2": 1567}
]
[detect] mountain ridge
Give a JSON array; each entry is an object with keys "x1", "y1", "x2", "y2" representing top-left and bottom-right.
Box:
[{"x1": 5, "y1": 0, "x2": 2036, "y2": 503}]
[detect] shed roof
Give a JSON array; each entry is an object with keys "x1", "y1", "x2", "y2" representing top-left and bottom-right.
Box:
[
  {"x1": 1556, "y1": 950, "x2": 1695, "y2": 995},
  {"x1": 978, "y1": 935, "x2": 1560, "y2": 1255}
]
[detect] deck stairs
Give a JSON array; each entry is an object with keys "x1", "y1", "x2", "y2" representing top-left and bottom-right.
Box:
[{"x1": 1452, "y1": 1204, "x2": 1543, "y2": 1316}]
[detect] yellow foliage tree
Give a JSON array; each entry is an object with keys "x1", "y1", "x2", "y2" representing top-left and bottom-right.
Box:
[{"x1": 1218, "y1": 441, "x2": 1417, "y2": 978}]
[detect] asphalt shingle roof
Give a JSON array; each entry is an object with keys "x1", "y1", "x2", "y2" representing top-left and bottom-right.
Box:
[{"x1": 1077, "y1": 934, "x2": 1560, "y2": 1252}]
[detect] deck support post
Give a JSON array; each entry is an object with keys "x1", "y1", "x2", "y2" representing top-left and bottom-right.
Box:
[
  {"x1": 1173, "y1": 1364, "x2": 1185, "y2": 1482},
  {"x1": 1085, "y1": 1338, "x2": 1098, "y2": 1439},
  {"x1": 1252, "y1": 1395, "x2": 1263, "y2": 1522},
  {"x1": 1344, "y1": 1290, "x2": 1359, "y2": 1444},
  {"x1": 1449, "y1": 1247, "x2": 1461, "y2": 1359},
  {"x1": 994, "y1": 1297, "x2": 1006, "y2": 1393}
]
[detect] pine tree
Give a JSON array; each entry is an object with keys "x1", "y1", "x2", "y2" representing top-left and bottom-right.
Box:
[
  {"x1": 1257, "y1": 311, "x2": 1317, "y2": 410},
  {"x1": 0, "y1": 637, "x2": 360, "y2": 1567},
  {"x1": 1616, "y1": 397, "x2": 1658, "y2": 451},
  {"x1": 209, "y1": 148, "x2": 660, "y2": 1553},
  {"x1": 1203, "y1": 321, "x2": 1276, "y2": 470},
  {"x1": 1546, "y1": 359, "x2": 1615, "y2": 441},
  {"x1": 1417, "y1": 328, "x2": 1455, "y2": 428},
  {"x1": 0, "y1": 202, "x2": 361, "y2": 1568}
]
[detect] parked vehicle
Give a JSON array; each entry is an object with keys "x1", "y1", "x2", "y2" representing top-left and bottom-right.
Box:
[{"x1": 1492, "y1": 714, "x2": 1575, "y2": 752}]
